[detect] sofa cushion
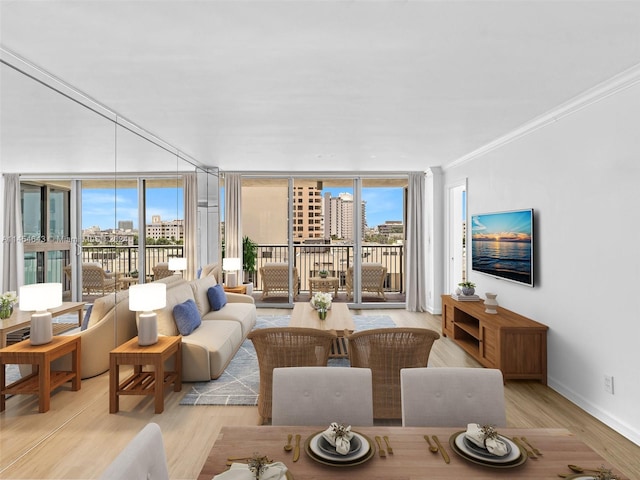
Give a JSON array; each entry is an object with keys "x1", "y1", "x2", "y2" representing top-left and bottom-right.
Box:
[
  {"x1": 202, "y1": 302, "x2": 257, "y2": 336},
  {"x1": 81, "y1": 304, "x2": 93, "y2": 331},
  {"x1": 207, "y1": 284, "x2": 227, "y2": 311},
  {"x1": 189, "y1": 276, "x2": 218, "y2": 317},
  {"x1": 173, "y1": 299, "x2": 202, "y2": 336},
  {"x1": 156, "y1": 282, "x2": 195, "y2": 336},
  {"x1": 181, "y1": 320, "x2": 243, "y2": 380}
]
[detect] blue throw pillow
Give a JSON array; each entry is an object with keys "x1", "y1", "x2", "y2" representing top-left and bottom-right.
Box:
[
  {"x1": 173, "y1": 299, "x2": 202, "y2": 336},
  {"x1": 207, "y1": 284, "x2": 227, "y2": 311},
  {"x1": 81, "y1": 304, "x2": 93, "y2": 331}
]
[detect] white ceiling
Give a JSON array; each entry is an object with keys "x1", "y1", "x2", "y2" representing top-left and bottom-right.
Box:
[{"x1": 2, "y1": 0, "x2": 640, "y2": 172}]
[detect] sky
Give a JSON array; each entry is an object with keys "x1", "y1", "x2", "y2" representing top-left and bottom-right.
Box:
[{"x1": 83, "y1": 186, "x2": 403, "y2": 230}]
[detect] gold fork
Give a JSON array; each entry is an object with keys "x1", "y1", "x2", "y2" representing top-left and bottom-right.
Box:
[
  {"x1": 383, "y1": 435, "x2": 394, "y2": 454},
  {"x1": 375, "y1": 436, "x2": 387, "y2": 457}
]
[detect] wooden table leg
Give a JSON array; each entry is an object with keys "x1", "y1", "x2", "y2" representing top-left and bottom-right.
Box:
[
  {"x1": 39, "y1": 357, "x2": 50, "y2": 413},
  {"x1": 154, "y1": 357, "x2": 165, "y2": 414},
  {"x1": 109, "y1": 356, "x2": 119, "y2": 414},
  {"x1": 0, "y1": 359, "x2": 6, "y2": 412},
  {"x1": 71, "y1": 338, "x2": 81, "y2": 390},
  {"x1": 174, "y1": 342, "x2": 182, "y2": 392}
]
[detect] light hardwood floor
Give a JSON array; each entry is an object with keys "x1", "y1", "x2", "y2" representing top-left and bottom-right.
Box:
[{"x1": 1, "y1": 308, "x2": 639, "y2": 479}]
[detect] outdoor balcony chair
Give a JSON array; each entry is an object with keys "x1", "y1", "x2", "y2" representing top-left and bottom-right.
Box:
[
  {"x1": 346, "y1": 263, "x2": 387, "y2": 300},
  {"x1": 259, "y1": 262, "x2": 299, "y2": 299},
  {"x1": 78, "y1": 263, "x2": 119, "y2": 295},
  {"x1": 247, "y1": 327, "x2": 336, "y2": 422},
  {"x1": 401, "y1": 367, "x2": 507, "y2": 427},
  {"x1": 347, "y1": 327, "x2": 440, "y2": 419},
  {"x1": 152, "y1": 262, "x2": 173, "y2": 280}
]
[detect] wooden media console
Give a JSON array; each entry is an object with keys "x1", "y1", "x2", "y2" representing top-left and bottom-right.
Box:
[{"x1": 441, "y1": 295, "x2": 548, "y2": 384}]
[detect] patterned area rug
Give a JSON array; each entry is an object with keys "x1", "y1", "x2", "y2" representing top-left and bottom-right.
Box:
[{"x1": 179, "y1": 314, "x2": 395, "y2": 406}]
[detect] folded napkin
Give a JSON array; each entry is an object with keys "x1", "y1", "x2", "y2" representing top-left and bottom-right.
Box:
[
  {"x1": 464, "y1": 423, "x2": 509, "y2": 457},
  {"x1": 321, "y1": 422, "x2": 354, "y2": 455},
  {"x1": 212, "y1": 461, "x2": 288, "y2": 480}
]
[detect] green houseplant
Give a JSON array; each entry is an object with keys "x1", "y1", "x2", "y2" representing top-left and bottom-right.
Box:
[
  {"x1": 458, "y1": 281, "x2": 476, "y2": 296},
  {"x1": 242, "y1": 236, "x2": 258, "y2": 284}
]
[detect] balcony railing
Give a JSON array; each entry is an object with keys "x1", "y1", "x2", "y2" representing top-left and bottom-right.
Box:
[
  {"x1": 67, "y1": 243, "x2": 404, "y2": 297},
  {"x1": 252, "y1": 243, "x2": 404, "y2": 296}
]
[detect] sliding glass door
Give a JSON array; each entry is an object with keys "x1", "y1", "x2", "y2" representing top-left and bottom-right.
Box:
[{"x1": 236, "y1": 175, "x2": 407, "y2": 308}]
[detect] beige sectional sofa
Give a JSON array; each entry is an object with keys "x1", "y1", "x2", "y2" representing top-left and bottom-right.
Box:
[
  {"x1": 46, "y1": 270, "x2": 256, "y2": 381},
  {"x1": 157, "y1": 275, "x2": 256, "y2": 381}
]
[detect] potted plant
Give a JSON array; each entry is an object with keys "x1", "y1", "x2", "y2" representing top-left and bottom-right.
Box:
[
  {"x1": 242, "y1": 236, "x2": 258, "y2": 294},
  {"x1": 458, "y1": 281, "x2": 476, "y2": 296},
  {"x1": 318, "y1": 269, "x2": 329, "y2": 278}
]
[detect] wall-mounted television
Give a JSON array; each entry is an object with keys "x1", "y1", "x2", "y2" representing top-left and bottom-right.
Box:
[{"x1": 471, "y1": 208, "x2": 534, "y2": 287}]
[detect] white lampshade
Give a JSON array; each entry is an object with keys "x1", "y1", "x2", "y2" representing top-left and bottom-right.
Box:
[
  {"x1": 19, "y1": 283, "x2": 62, "y2": 312},
  {"x1": 129, "y1": 283, "x2": 166, "y2": 346},
  {"x1": 222, "y1": 257, "x2": 241, "y2": 272},
  {"x1": 19, "y1": 283, "x2": 62, "y2": 346},
  {"x1": 168, "y1": 257, "x2": 187, "y2": 271},
  {"x1": 129, "y1": 283, "x2": 167, "y2": 312}
]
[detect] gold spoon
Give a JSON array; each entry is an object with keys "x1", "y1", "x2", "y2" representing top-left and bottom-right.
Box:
[
  {"x1": 424, "y1": 435, "x2": 438, "y2": 453},
  {"x1": 284, "y1": 433, "x2": 293, "y2": 452}
]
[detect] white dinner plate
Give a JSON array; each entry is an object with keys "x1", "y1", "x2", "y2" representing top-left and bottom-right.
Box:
[
  {"x1": 309, "y1": 432, "x2": 369, "y2": 462},
  {"x1": 454, "y1": 432, "x2": 521, "y2": 464}
]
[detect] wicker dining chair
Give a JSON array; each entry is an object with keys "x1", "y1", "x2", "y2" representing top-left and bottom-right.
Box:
[
  {"x1": 247, "y1": 327, "x2": 337, "y2": 421},
  {"x1": 347, "y1": 327, "x2": 440, "y2": 419}
]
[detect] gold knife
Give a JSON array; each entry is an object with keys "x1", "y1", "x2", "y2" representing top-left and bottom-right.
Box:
[
  {"x1": 293, "y1": 434, "x2": 301, "y2": 462},
  {"x1": 432, "y1": 435, "x2": 450, "y2": 464}
]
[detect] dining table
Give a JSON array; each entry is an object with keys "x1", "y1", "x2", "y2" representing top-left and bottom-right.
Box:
[{"x1": 197, "y1": 426, "x2": 629, "y2": 480}]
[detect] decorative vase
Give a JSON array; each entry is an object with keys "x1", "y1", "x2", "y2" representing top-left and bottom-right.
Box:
[
  {"x1": 484, "y1": 292, "x2": 498, "y2": 314},
  {"x1": 318, "y1": 308, "x2": 327, "y2": 320},
  {"x1": 462, "y1": 287, "x2": 475, "y2": 296},
  {"x1": 0, "y1": 304, "x2": 13, "y2": 319}
]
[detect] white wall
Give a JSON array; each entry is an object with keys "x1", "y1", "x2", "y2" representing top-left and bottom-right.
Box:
[{"x1": 443, "y1": 82, "x2": 640, "y2": 445}]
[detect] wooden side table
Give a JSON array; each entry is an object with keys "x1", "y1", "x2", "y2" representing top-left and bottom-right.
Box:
[
  {"x1": 223, "y1": 284, "x2": 247, "y2": 294},
  {"x1": 0, "y1": 335, "x2": 81, "y2": 413},
  {"x1": 109, "y1": 336, "x2": 182, "y2": 414}
]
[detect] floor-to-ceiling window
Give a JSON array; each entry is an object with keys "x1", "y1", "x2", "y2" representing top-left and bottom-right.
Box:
[{"x1": 231, "y1": 174, "x2": 407, "y2": 308}]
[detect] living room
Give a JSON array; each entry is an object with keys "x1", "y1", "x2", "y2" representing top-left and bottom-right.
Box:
[{"x1": 2, "y1": 1, "x2": 640, "y2": 478}]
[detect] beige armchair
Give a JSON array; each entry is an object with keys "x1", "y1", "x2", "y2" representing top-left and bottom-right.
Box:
[
  {"x1": 259, "y1": 262, "x2": 299, "y2": 299},
  {"x1": 346, "y1": 262, "x2": 387, "y2": 300}
]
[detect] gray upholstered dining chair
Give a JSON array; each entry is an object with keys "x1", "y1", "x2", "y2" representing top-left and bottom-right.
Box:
[
  {"x1": 247, "y1": 327, "x2": 337, "y2": 421},
  {"x1": 400, "y1": 367, "x2": 507, "y2": 427},
  {"x1": 271, "y1": 367, "x2": 374, "y2": 426},
  {"x1": 99, "y1": 422, "x2": 169, "y2": 480}
]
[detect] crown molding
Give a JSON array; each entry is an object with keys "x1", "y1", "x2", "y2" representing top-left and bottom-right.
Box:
[{"x1": 445, "y1": 62, "x2": 640, "y2": 170}]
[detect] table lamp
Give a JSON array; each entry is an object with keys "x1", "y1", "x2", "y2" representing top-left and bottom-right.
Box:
[
  {"x1": 19, "y1": 283, "x2": 62, "y2": 345},
  {"x1": 222, "y1": 257, "x2": 241, "y2": 287},
  {"x1": 129, "y1": 283, "x2": 167, "y2": 346},
  {"x1": 168, "y1": 257, "x2": 187, "y2": 275}
]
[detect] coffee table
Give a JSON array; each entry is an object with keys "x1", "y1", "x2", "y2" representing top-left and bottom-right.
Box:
[{"x1": 289, "y1": 302, "x2": 354, "y2": 358}]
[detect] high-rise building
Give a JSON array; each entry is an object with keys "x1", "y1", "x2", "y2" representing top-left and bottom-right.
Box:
[
  {"x1": 292, "y1": 185, "x2": 324, "y2": 242},
  {"x1": 324, "y1": 192, "x2": 366, "y2": 241}
]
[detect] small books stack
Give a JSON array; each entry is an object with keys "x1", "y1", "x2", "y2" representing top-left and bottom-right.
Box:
[{"x1": 451, "y1": 294, "x2": 480, "y2": 301}]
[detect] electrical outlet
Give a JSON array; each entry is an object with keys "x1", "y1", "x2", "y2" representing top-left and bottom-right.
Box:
[{"x1": 604, "y1": 375, "x2": 614, "y2": 395}]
